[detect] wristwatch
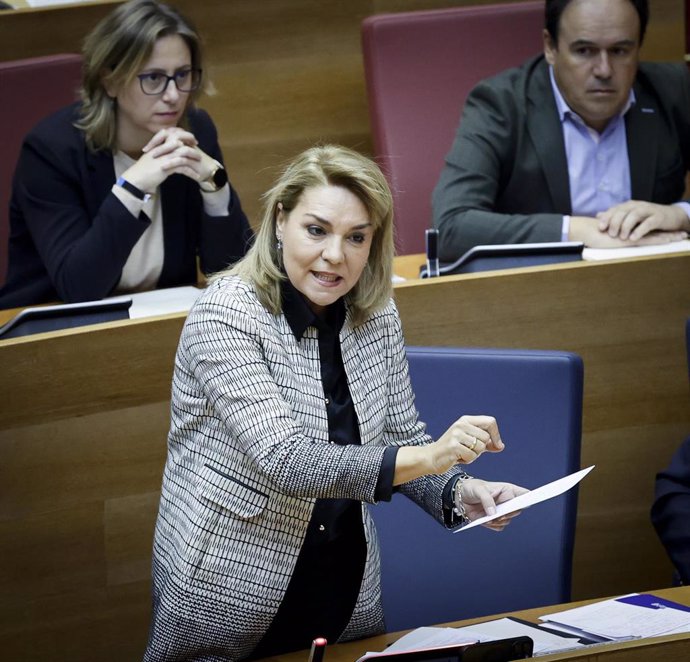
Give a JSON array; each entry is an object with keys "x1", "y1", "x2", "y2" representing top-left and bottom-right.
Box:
[
  {"x1": 116, "y1": 177, "x2": 152, "y2": 203},
  {"x1": 200, "y1": 160, "x2": 228, "y2": 192}
]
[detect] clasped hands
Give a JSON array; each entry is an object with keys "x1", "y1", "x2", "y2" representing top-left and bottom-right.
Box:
[
  {"x1": 121, "y1": 127, "x2": 219, "y2": 194},
  {"x1": 571, "y1": 200, "x2": 690, "y2": 247}
]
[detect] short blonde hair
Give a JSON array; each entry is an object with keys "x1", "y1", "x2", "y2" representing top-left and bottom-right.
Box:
[
  {"x1": 221, "y1": 145, "x2": 395, "y2": 326},
  {"x1": 75, "y1": 0, "x2": 204, "y2": 151}
]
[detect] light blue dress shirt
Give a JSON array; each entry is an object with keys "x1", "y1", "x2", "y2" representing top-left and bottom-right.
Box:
[{"x1": 549, "y1": 67, "x2": 634, "y2": 240}]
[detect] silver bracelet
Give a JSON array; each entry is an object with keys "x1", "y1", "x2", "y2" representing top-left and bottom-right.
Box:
[{"x1": 452, "y1": 472, "x2": 472, "y2": 523}]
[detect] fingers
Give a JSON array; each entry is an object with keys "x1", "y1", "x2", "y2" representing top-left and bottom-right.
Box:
[
  {"x1": 462, "y1": 415, "x2": 504, "y2": 452},
  {"x1": 597, "y1": 201, "x2": 689, "y2": 241},
  {"x1": 142, "y1": 127, "x2": 198, "y2": 153}
]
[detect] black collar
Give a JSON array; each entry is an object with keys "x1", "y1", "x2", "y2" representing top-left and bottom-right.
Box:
[{"x1": 280, "y1": 279, "x2": 346, "y2": 341}]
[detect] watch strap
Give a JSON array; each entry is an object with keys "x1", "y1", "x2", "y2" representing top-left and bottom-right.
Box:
[{"x1": 116, "y1": 177, "x2": 151, "y2": 202}]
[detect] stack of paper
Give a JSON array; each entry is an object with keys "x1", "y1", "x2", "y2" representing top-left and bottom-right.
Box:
[{"x1": 539, "y1": 593, "x2": 690, "y2": 641}]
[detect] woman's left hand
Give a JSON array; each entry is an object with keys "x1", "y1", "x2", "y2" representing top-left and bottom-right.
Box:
[
  {"x1": 142, "y1": 127, "x2": 218, "y2": 183},
  {"x1": 459, "y1": 479, "x2": 529, "y2": 531}
]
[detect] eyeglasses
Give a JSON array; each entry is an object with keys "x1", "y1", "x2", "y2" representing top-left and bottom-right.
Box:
[{"x1": 136, "y1": 68, "x2": 202, "y2": 95}]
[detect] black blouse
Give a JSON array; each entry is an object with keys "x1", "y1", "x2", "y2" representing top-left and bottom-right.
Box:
[{"x1": 247, "y1": 282, "x2": 397, "y2": 658}]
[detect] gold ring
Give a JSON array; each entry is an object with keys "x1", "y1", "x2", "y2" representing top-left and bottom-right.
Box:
[{"x1": 469, "y1": 437, "x2": 478, "y2": 452}]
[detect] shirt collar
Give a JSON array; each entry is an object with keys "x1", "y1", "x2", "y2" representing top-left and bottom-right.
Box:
[
  {"x1": 548, "y1": 65, "x2": 635, "y2": 125},
  {"x1": 280, "y1": 278, "x2": 346, "y2": 341}
]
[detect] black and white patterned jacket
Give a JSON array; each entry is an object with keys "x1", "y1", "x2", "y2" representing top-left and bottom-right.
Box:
[{"x1": 145, "y1": 275, "x2": 461, "y2": 662}]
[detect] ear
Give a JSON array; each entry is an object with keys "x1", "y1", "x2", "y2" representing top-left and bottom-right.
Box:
[
  {"x1": 543, "y1": 28, "x2": 557, "y2": 66},
  {"x1": 276, "y1": 203, "x2": 286, "y2": 235},
  {"x1": 100, "y1": 69, "x2": 118, "y2": 99}
]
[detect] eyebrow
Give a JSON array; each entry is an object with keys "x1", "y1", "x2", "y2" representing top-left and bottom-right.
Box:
[
  {"x1": 304, "y1": 213, "x2": 372, "y2": 230},
  {"x1": 570, "y1": 39, "x2": 636, "y2": 48}
]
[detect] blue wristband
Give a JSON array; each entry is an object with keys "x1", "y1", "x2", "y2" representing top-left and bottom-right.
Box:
[{"x1": 116, "y1": 177, "x2": 151, "y2": 202}]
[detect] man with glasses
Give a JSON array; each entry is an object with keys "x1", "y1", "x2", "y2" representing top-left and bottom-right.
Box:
[{"x1": 0, "y1": 0, "x2": 252, "y2": 309}]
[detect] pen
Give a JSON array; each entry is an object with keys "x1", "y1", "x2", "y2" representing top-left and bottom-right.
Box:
[
  {"x1": 308, "y1": 637, "x2": 327, "y2": 662},
  {"x1": 425, "y1": 228, "x2": 440, "y2": 278}
]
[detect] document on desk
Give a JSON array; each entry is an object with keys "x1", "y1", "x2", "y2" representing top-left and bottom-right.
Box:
[
  {"x1": 456, "y1": 466, "x2": 594, "y2": 532},
  {"x1": 540, "y1": 593, "x2": 690, "y2": 640},
  {"x1": 127, "y1": 286, "x2": 203, "y2": 319},
  {"x1": 582, "y1": 239, "x2": 690, "y2": 261}
]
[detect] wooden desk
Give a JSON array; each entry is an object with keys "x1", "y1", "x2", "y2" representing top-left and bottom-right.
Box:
[
  {"x1": 1, "y1": 253, "x2": 689, "y2": 661},
  {"x1": 260, "y1": 586, "x2": 690, "y2": 662}
]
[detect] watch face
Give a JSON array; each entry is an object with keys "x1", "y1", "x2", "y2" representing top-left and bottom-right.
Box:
[{"x1": 212, "y1": 166, "x2": 228, "y2": 189}]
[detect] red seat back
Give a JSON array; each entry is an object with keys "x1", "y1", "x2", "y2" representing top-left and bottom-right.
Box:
[
  {"x1": 0, "y1": 54, "x2": 82, "y2": 286},
  {"x1": 362, "y1": 2, "x2": 544, "y2": 254}
]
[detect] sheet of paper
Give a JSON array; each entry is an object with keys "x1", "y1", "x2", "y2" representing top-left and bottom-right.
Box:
[
  {"x1": 541, "y1": 593, "x2": 690, "y2": 640},
  {"x1": 25, "y1": 0, "x2": 93, "y2": 6},
  {"x1": 384, "y1": 627, "x2": 476, "y2": 652},
  {"x1": 126, "y1": 286, "x2": 203, "y2": 319},
  {"x1": 582, "y1": 239, "x2": 690, "y2": 261},
  {"x1": 456, "y1": 465, "x2": 594, "y2": 532}
]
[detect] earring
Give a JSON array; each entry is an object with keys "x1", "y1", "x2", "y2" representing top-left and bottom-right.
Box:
[{"x1": 276, "y1": 237, "x2": 283, "y2": 251}]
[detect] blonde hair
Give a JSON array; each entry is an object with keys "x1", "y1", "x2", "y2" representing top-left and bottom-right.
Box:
[
  {"x1": 75, "y1": 0, "x2": 204, "y2": 151},
  {"x1": 219, "y1": 145, "x2": 395, "y2": 326}
]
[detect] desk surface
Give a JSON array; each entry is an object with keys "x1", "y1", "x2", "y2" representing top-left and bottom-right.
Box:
[{"x1": 259, "y1": 587, "x2": 690, "y2": 662}]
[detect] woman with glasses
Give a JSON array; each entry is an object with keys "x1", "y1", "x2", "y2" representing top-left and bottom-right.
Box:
[{"x1": 0, "y1": 0, "x2": 252, "y2": 309}]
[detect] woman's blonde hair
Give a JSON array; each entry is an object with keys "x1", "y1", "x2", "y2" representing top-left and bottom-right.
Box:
[
  {"x1": 220, "y1": 145, "x2": 395, "y2": 326},
  {"x1": 75, "y1": 0, "x2": 204, "y2": 151}
]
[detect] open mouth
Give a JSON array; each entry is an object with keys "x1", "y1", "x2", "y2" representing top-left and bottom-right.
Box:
[{"x1": 312, "y1": 271, "x2": 342, "y2": 285}]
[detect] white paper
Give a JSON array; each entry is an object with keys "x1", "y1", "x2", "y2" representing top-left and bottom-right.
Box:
[
  {"x1": 541, "y1": 595, "x2": 690, "y2": 640},
  {"x1": 582, "y1": 239, "x2": 690, "y2": 261},
  {"x1": 126, "y1": 286, "x2": 203, "y2": 319},
  {"x1": 456, "y1": 466, "x2": 594, "y2": 532},
  {"x1": 25, "y1": 0, "x2": 93, "y2": 6},
  {"x1": 384, "y1": 627, "x2": 476, "y2": 652}
]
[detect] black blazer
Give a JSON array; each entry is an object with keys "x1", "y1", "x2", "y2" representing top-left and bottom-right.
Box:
[
  {"x1": 432, "y1": 56, "x2": 690, "y2": 260},
  {"x1": 0, "y1": 103, "x2": 252, "y2": 308},
  {"x1": 652, "y1": 436, "x2": 690, "y2": 585}
]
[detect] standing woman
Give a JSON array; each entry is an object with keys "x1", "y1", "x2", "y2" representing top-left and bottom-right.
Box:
[
  {"x1": 0, "y1": 0, "x2": 252, "y2": 309},
  {"x1": 145, "y1": 145, "x2": 526, "y2": 661}
]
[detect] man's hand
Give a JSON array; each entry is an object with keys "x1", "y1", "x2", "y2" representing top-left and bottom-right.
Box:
[
  {"x1": 597, "y1": 201, "x2": 690, "y2": 241},
  {"x1": 569, "y1": 215, "x2": 687, "y2": 248}
]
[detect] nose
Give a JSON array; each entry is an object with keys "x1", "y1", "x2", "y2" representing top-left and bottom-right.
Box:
[
  {"x1": 593, "y1": 51, "x2": 612, "y2": 79},
  {"x1": 161, "y1": 78, "x2": 181, "y2": 102},
  {"x1": 322, "y1": 236, "x2": 344, "y2": 264}
]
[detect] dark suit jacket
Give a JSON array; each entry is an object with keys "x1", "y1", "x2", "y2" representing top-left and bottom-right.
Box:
[
  {"x1": 652, "y1": 436, "x2": 690, "y2": 585},
  {"x1": 0, "y1": 103, "x2": 253, "y2": 308},
  {"x1": 432, "y1": 55, "x2": 690, "y2": 261}
]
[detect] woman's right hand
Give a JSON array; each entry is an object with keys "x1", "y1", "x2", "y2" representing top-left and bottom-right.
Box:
[
  {"x1": 394, "y1": 415, "x2": 504, "y2": 485},
  {"x1": 427, "y1": 414, "x2": 504, "y2": 474}
]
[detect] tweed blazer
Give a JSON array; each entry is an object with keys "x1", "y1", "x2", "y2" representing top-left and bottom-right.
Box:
[
  {"x1": 145, "y1": 275, "x2": 461, "y2": 662},
  {"x1": 432, "y1": 55, "x2": 690, "y2": 260}
]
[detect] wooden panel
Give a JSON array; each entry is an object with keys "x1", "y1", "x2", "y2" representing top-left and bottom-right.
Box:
[{"x1": 1, "y1": 253, "x2": 689, "y2": 661}]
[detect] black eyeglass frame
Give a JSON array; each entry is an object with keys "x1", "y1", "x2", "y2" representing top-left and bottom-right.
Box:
[{"x1": 136, "y1": 68, "x2": 203, "y2": 95}]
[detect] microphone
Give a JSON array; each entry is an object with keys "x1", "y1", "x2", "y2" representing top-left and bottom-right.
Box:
[
  {"x1": 425, "y1": 228, "x2": 440, "y2": 278},
  {"x1": 308, "y1": 637, "x2": 327, "y2": 662}
]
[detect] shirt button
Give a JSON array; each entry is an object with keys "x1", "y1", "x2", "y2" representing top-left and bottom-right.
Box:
[{"x1": 318, "y1": 524, "x2": 325, "y2": 531}]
